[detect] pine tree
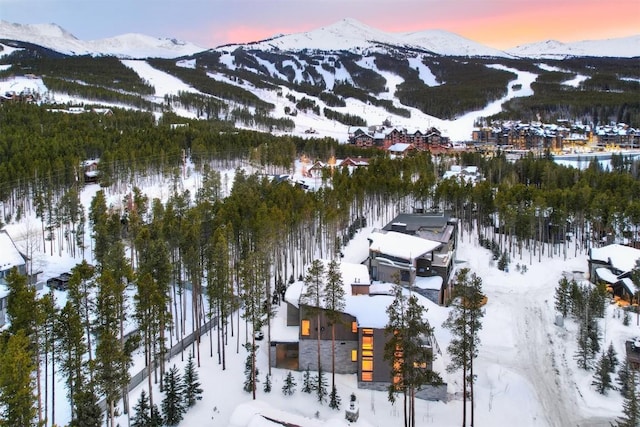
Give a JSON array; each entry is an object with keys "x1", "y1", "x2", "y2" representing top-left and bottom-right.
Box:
[
  {"x1": 263, "y1": 374, "x2": 272, "y2": 393},
  {"x1": 607, "y1": 342, "x2": 619, "y2": 373},
  {"x1": 554, "y1": 276, "x2": 571, "y2": 318},
  {"x1": 575, "y1": 317, "x2": 592, "y2": 370},
  {"x1": 162, "y1": 365, "x2": 186, "y2": 426},
  {"x1": 282, "y1": 371, "x2": 297, "y2": 396},
  {"x1": 329, "y1": 384, "x2": 341, "y2": 410},
  {"x1": 623, "y1": 310, "x2": 630, "y2": 326},
  {"x1": 6, "y1": 267, "x2": 38, "y2": 337},
  {"x1": 315, "y1": 366, "x2": 328, "y2": 404},
  {"x1": 302, "y1": 366, "x2": 313, "y2": 394},
  {"x1": 0, "y1": 330, "x2": 37, "y2": 427},
  {"x1": 303, "y1": 259, "x2": 326, "y2": 374},
  {"x1": 615, "y1": 371, "x2": 640, "y2": 427},
  {"x1": 240, "y1": 254, "x2": 267, "y2": 400},
  {"x1": 442, "y1": 269, "x2": 483, "y2": 427},
  {"x1": 323, "y1": 259, "x2": 346, "y2": 400},
  {"x1": 94, "y1": 270, "x2": 131, "y2": 427},
  {"x1": 243, "y1": 344, "x2": 260, "y2": 393},
  {"x1": 617, "y1": 357, "x2": 632, "y2": 398},
  {"x1": 57, "y1": 301, "x2": 87, "y2": 422},
  {"x1": 183, "y1": 352, "x2": 203, "y2": 407},
  {"x1": 131, "y1": 390, "x2": 151, "y2": 427},
  {"x1": 150, "y1": 403, "x2": 163, "y2": 427},
  {"x1": 592, "y1": 352, "x2": 612, "y2": 394},
  {"x1": 69, "y1": 386, "x2": 102, "y2": 427},
  {"x1": 497, "y1": 250, "x2": 509, "y2": 271}
]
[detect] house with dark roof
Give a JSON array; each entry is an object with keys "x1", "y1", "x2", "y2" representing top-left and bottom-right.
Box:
[{"x1": 370, "y1": 212, "x2": 459, "y2": 304}]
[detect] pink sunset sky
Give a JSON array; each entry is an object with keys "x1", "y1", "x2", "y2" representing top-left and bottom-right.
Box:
[{"x1": 1, "y1": 0, "x2": 638, "y2": 49}]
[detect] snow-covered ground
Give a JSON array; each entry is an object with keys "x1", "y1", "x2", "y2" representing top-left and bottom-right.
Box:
[
  {"x1": 0, "y1": 48, "x2": 633, "y2": 426},
  {"x1": 0, "y1": 52, "x2": 543, "y2": 143},
  {"x1": 3, "y1": 157, "x2": 634, "y2": 427}
]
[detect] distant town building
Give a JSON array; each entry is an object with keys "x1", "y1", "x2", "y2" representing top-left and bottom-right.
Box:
[{"x1": 348, "y1": 123, "x2": 450, "y2": 152}]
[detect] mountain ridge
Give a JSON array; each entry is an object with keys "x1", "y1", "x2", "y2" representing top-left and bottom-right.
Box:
[
  {"x1": 0, "y1": 20, "x2": 204, "y2": 59},
  {"x1": 1, "y1": 18, "x2": 639, "y2": 59}
]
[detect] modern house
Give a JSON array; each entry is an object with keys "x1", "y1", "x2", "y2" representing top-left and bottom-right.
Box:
[
  {"x1": 0, "y1": 230, "x2": 28, "y2": 327},
  {"x1": 588, "y1": 244, "x2": 640, "y2": 302},
  {"x1": 272, "y1": 261, "x2": 447, "y2": 401},
  {"x1": 368, "y1": 212, "x2": 459, "y2": 304}
]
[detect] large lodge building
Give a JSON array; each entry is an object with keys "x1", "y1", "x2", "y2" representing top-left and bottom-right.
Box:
[
  {"x1": 348, "y1": 120, "x2": 640, "y2": 155},
  {"x1": 471, "y1": 121, "x2": 640, "y2": 151},
  {"x1": 348, "y1": 124, "x2": 450, "y2": 151}
]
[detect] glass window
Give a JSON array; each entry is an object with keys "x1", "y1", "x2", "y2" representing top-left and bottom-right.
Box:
[
  {"x1": 351, "y1": 321, "x2": 358, "y2": 333},
  {"x1": 362, "y1": 358, "x2": 373, "y2": 371},
  {"x1": 362, "y1": 372, "x2": 373, "y2": 382},
  {"x1": 301, "y1": 319, "x2": 310, "y2": 336},
  {"x1": 351, "y1": 349, "x2": 357, "y2": 362},
  {"x1": 362, "y1": 335, "x2": 373, "y2": 350}
]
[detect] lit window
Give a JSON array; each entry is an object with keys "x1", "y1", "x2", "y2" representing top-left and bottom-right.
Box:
[
  {"x1": 352, "y1": 321, "x2": 358, "y2": 333},
  {"x1": 362, "y1": 336, "x2": 373, "y2": 350},
  {"x1": 362, "y1": 372, "x2": 373, "y2": 382},
  {"x1": 301, "y1": 319, "x2": 310, "y2": 336},
  {"x1": 362, "y1": 358, "x2": 373, "y2": 372},
  {"x1": 351, "y1": 349, "x2": 357, "y2": 362}
]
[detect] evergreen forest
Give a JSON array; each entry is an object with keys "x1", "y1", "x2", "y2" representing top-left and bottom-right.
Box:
[{"x1": 2, "y1": 102, "x2": 640, "y2": 426}]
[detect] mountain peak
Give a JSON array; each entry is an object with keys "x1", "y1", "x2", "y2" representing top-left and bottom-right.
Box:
[
  {"x1": 0, "y1": 20, "x2": 78, "y2": 41},
  {"x1": 0, "y1": 21, "x2": 204, "y2": 58}
]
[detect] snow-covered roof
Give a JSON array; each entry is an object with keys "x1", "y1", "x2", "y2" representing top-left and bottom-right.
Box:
[
  {"x1": 0, "y1": 230, "x2": 25, "y2": 273},
  {"x1": 415, "y1": 275, "x2": 443, "y2": 291},
  {"x1": 388, "y1": 143, "x2": 412, "y2": 153},
  {"x1": 345, "y1": 286, "x2": 448, "y2": 329},
  {"x1": 368, "y1": 230, "x2": 441, "y2": 261},
  {"x1": 595, "y1": 267, "x2": 619, "y2": 284},
  {"x1": 285, "y1": 261, "x2": 370, "y2": 310},
  {"x1": 590, "y1": 244, "x2": 640, "y2": 273},
  {"x1": 283, "y1": 261, "x2": 446, "y2": 329}
]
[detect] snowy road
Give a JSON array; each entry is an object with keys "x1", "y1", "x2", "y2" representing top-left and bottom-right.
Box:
[{"x1": 458, "y1": 240, "x2": 617, "y2": 427}]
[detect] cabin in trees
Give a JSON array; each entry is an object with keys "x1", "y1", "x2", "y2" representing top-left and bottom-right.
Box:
[
  {"x1": 0, "y1": 230, "x2": 28, "y2": 327},
  {"x1": 82, "y1": 159, "x2": 100, "y2": 183},
  {"x1": 367, "y1": 212, "x2": 459, "y2": 305},
  {"x1": 588, "y1": 244, "x2": 640, "y2": 303},
  {"x1": 272, "y1": 261, "x2": 446, "y2": 401}
]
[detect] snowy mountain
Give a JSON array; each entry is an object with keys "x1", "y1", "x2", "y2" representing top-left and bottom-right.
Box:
[
  {"x1": 507, "y1": 34, "x2": 640, "y2": 58},
  {"x1": 229, "y1": 18, "x2": 512, "y2": 57},
  {"x1": 0, "y1": 20, "x2": 204, "y2": 59},
  {"x1": 400, "y1": 29, "x2": 510, "y2": 57},
  {"x1": 235, "y1": 18, "x2": 408, "y2": 52}
]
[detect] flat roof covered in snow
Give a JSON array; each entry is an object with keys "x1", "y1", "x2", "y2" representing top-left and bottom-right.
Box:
[
  {"x1": 368, "y1": 230, "x2": 441, "y2": 261},
  {"x1": 590, "y1": 244, "x2": 640, "y2": 273}
]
